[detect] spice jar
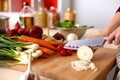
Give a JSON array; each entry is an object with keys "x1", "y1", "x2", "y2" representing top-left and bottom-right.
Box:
[
  {"x1": 0, "y1": 15, "x2": 9, "y2": 33},
  {"x1": 34, "y1": 7, "x2": 47, "y2": 28},
  {"x1": 64, "y1": 8, "x2": 76, "y2": 24},
  {"x1": 0, "y1": 0, "x2": 8, "y2": 12},
  {"x1": 48, "y1": 6, "x2": 60, "y2": 28}
]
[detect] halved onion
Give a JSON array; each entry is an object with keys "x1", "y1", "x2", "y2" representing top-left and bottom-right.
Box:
[{"x1": 77, "y1": 46, "x2": 93, "y2": 61}]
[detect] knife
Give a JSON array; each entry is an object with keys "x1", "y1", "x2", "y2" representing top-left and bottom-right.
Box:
[{"x1": 64, "y1": 37, "x2": 107, "y2": 50}]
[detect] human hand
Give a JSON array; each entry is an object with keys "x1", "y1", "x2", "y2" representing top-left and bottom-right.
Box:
[{"x1": 107, "y1": 26, "x2": 120, "y2": 45}]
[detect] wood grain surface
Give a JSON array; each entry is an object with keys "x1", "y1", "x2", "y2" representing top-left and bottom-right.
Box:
[{"x1": 1, "y1": 48, "x2": 117, "y2": 80}]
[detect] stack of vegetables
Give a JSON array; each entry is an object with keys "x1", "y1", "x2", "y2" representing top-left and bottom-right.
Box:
[
  {"x1": 0, "y1": 34, "x2": 64, "y2": 65},
  {"x1": 1, "y1": 21, "x2": 75, "y2": 66},
  {"x1": 0, "y1": 35, "x2": 43, "y2": 65}
]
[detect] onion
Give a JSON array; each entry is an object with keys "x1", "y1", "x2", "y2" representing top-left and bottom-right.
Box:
[
  {"x1": 71, "y1": 46, "x2": 98, "y2": 72},
  {"x1": 71, "y1": 60, "x2": 90, "y2": 71},
  {"x1": 77, "y1": 46, "x2": 93, "y2": 61},
  {"x1": 71, "y1": 60, "x2": 97, "y2": 72},
  {"x1": 89, "y1": 62, "x2": 98, "y2": 72},
  {"x1": 28, "y1": 26, "x2": 43, "y2": 39},
  {"x1": 67, "y1": 33, "x2": 78, "y2": 41}
]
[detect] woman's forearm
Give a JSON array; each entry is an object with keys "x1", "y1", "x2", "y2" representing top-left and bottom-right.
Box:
[{"x1": 101, "y1": 12, "x2": 120, "y2": 36}]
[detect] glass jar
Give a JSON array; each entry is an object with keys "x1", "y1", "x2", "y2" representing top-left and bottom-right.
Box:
[
  {"x1": 34, "y1": 7, "x2": 47, "y2": 28},
  {"x1": 19, "y1": 2, "x2": 34, "y2": 31},
  {"x1": 0, "y1": 15, "x2": 9, "y2": 33},
  {"x1": 48, "y1": 6, "x2": 60, "y2": 28},
  {"x1": 64, "y1": 8, "x2": 76, "y2": 24},
  {"x1": 0, "y1": 0, "x2": 8, "y2": 12}
]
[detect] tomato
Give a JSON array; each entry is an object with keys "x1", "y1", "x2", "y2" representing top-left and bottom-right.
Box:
[
  {"x1": 57, "y1": 45, "x2": 73, "y2": 56},
  {"x1": 57, "y1": 45, "x2": 63, "y2": 51},
  {"x1": 60, "y1": 49, "x2": 67, "y2": 56},
  {"x1": 67, "y1": 49, "x2": 73, "y2": 56}
]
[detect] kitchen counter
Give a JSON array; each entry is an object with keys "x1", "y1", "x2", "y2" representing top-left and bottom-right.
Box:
[{"x1": 0, "y1": 28, "x2": 118, "y2": 80}]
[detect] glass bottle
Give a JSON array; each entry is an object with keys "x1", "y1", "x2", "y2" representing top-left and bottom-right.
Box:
[
  {"x1": 19, "y1": 2, "x2": 34, "y2": 31},
  {"x1": 37, "y1": 0, "x2": 45, "y2": 11},
  {"x1": 34, "y1": 7, "x2": 47, "y2": 28},
  {"x1": 64, "y1": 8, "x2": 76, "y2": 24},
  {"x1": 48, "y1": 6, "x2": 60, "y2": 29}
]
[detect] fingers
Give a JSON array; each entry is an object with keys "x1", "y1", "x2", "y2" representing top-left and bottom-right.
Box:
[
  {"x1": 114, "y1": 34, "x2": 120, "y2": 45},
  {"x1": 107, "y1": 31, "x2": 115, "y2": 44},
  {"x1": 107, "y1": 27, "x2": 120, "y2": 45}
]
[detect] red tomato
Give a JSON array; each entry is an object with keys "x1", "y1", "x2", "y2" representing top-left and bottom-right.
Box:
[
  {"x1": 57, "y1": 45, "x2": 63, "y2": 51},
  {"x1": 67, "y1": 49, "x2": 73, "y2": 56},
  {"x1": 60, "y1": 49, "x2": 67, "y2": 56}
]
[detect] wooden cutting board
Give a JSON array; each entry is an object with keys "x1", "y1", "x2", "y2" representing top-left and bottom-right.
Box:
[{"x1": 1, "y1": 48, "x2": 117, "y2": 80}]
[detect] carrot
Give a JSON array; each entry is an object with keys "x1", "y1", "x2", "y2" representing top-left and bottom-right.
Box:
[
  {"x1": 20, "y1": 35, "x2": 57, "y2": 51},
  {"x1": 39, "y1": 47, "x2": 56, "y2": 55},
  {"x1": 39, "y1": 54, "x2": 50, "y2": 58},
  {"x1": 47, "y1": 41, "x2": 63, "y2": 46}
]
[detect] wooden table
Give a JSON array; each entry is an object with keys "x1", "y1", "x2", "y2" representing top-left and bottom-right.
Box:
[
  {"x1": 1, "y1": 47, "x2": 116, "y2": 80},
  {"x1": 0, "y1": 28, "x2": 118, "y2": 80}
]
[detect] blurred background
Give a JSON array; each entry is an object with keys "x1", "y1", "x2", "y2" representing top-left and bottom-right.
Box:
[{"x1": 0, "y1": 0, "x2": 120, "y2": 29}]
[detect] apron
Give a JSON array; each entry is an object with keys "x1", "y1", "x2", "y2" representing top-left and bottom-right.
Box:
[{"x1": 115, "y1": 45, "x2": 120, "y2": 80}]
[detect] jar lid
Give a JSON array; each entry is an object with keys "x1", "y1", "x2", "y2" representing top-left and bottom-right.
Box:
[
  {"x1": 0, "y1": 15, "x2": 9, "y2": 19},
  {"x1": 23, "y1": 2, "x2": 29, "y2": 6},
  {"x1": 66, "y1": 8, "x2": 72, "y2": 11},
  {"x1": 50, "y1": 6, "x2": 56, "y2": 10}
]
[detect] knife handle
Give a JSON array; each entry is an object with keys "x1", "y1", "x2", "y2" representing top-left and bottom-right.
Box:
[{"x1": 103, "y1": 37, "x2": 115, "y2": 44}]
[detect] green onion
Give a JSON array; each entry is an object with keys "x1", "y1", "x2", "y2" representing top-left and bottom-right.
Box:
[
  {"x1": 0, "y1": 35, "x2": 31, "y2": 65},
  {"x1": 0, "y1": 35, "x2": 41, "y2": 65}
]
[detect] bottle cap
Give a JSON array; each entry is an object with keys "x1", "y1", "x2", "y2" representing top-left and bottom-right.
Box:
[
  {"x1": 66, "y1": 8, "x2": 72, "y2": 11},
  {"x1": 39, "y1": 7, "x2": 44, "y2": 11},
  {"x1": 23, "y1": 2, "x2": 29, "y2": 6},
  {"x1": 50, "y1": 6, "x2": 55, "y2": 10}
]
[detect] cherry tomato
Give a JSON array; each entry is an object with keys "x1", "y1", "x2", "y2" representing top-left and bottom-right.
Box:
[
  {"x1": 60, "y1": 49, "x2": 67, "y2": 56},
  {"x1": 67, "y1": 49, "x2": 73, "y2": 56},
  {"x1": 57, "y1": 45, "x2": 63, "y2": 51}
]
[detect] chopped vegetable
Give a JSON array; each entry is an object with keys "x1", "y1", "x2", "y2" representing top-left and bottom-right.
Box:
[
  {"x1": 71, "y1": 60, "x2": 90, "y2": 71},
  {"x1": 77, "y1": 46, "x2": 93, "y2": 62},
  {"x1": 71, "y1": 46, "x2": 97, "y2": 72},
  {"x1": 89, "y1": 62, "x2": 98, "y2": 72},
  {"x1": 71, "y1": 60, "x2": 97, "y2": 72}
]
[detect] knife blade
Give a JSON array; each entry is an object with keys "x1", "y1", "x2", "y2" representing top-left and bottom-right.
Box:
[{"x1": 64, "y1": 37, "x2": 106, "y2": 50}]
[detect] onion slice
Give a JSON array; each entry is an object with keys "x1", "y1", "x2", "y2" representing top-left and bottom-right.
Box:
[
  {"x1": 71, "y1": 60, "x2": 97, "y2": 72},
  {"x1": 71, "y1": 46, "x2": 98, "y2": 72},
  {"x1": 71, "y1": 60, "x2": 90, "y2": 71}
]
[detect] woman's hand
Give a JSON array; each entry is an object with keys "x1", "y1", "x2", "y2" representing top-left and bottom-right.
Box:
[{"x1": 107, "y1": 26, "x2": 120, "y2": 45}]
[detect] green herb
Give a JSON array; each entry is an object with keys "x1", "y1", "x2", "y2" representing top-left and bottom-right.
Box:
[{"x1": 55, "y1": 20, "x2": 74, "y2": 28}]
